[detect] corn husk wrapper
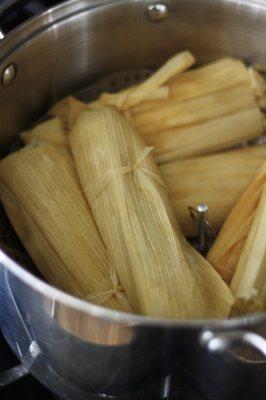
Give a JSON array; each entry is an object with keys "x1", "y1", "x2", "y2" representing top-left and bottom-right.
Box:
[
  {"x1": 98, "y1": 86, "x2": 170, "y2": 111},
  {"x1": 49, "y1": 96, "x2": 88, "y2": 132},
  {"x1": 159, "y1": 145, "x2": 266, "y2": 237},
  {"x1": 132, "y1": 86, "x2": 257, "y2": 135},
  {"x1": 69, "y1": 107, "x2": 233, "y2": 319},
  {"x1": 154, "y1": 108, "x2": 264, "y2": 163},
  {"x1": 0, "y1": 143, "x2": 131, "y2": 312},
  {"x1": 230, "y1": 184, "x2": 266, "y2": 316},
  {"x1": 21, "y1": 118, "x2": 68, "y2": 147},
  {"x1": 207, "y1": 162, "x2": 266, "y2": 284}
]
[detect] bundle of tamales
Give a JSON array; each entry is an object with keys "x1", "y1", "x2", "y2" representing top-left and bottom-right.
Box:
[
  {"x1": 0, "y1": 49, "x2": 266, "y2": 320},
  {"x1": 91, "y1": 51, "x2": 266, "y2": 163},
  {"x1": 69, "y1": 107, "x2": 233, "y2": 319},
  {"x1": 0, "y1": 141, "x2": 131, "y2": 312},
  {"x1": 40, "y1": 108, "x2": 266, "y2": 239}
]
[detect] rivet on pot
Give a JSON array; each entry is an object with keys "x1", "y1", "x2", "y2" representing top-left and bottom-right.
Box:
[
  {"x1": 2, "y1": 63, "x2": 17, "y2": 87},
  {"x1": 147, "y1": 4, "x2": 169, "y2": 22}
]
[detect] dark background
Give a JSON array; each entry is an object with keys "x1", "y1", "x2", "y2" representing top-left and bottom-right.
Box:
[{"x1": 0, "y1": 0, "x2": 64, "y2": 34}]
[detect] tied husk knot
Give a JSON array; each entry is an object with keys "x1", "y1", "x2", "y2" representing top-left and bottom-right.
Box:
[
  {"x1": 86, "y1": 265, "x2": 124, "y2": 305},
  {"x1": 88, "y1": 146, "x2": 166, "y2": 204}
]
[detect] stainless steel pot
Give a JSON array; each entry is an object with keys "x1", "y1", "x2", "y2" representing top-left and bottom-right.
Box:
[{"x1": 0, "y1": 0, "x2": 265, "y2": 399}]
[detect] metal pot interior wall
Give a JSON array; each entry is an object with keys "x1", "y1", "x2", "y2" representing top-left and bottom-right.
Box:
[{"x1": 0, "y1": 0, "x2": 266, "y2": 149}]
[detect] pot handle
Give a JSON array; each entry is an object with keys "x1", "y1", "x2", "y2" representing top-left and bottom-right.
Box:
[
  {"x1": 0, "y1": 337, "x2": 40, "y2": 391},
  {"x1": 201, "y1": 329, "x2": 266, "y2": 358},
  {"x1": 0, "y1": 0, "x2": 37, "y2": 39},
  {"x1": 0, "y1": 363, "x2": 29, "y2": 391}
]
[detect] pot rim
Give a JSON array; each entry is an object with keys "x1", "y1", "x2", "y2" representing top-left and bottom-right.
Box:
[
  {"x1": 0, "y1": 0, "x2": 265, "y2": 328},
  {"x1": 2, "y1": 248, "x2": 265, "y2": 328}
]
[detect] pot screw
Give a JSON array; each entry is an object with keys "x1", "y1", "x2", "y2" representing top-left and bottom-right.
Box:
[
  {"x1": 2, "y1": 63, "x2": 17, "y2": 87},
  {"x1": 188, "y1": 203, "x2": 216, "y2": 255},
  {"x1": 147, "y1": 4, "x2": 169, "y2": 22},
  {"x1": 197, "y1": 203, "x2": 208, "y2": 253}
]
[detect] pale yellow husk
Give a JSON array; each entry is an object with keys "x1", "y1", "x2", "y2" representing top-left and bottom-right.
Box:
[
  {"x1": 207, "y1": 161, "x2": 266, "y2": 284},
  {"x1": 159, "y1": 145, "x2": 266, "y2": 237},
  {"x1": 69, "y1": 107, "x2": 233, "y2": 319},
  {"x1": 0, "y1": 142, "x2": 131, "y2": 312},
  {"x1": 98, "y1": 86, "x2": 170, "y2": 110},
  {"x1": 154, "y1": 108, "x2": 264, "y2": 163},
  {"x1": 49, "y1": 96, "x2": 88, "y2": 132},
  {"x1": 21, "y1": 118, "x2": 68, "y2": 147},
  {"x1": 132, "y1": 86, "x2": 257, "y2": 135},
  {"x1": 230, "y1": 184, "x2": 266, "y2": 316}
]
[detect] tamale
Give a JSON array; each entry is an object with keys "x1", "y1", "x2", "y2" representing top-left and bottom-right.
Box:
[
  {"x1": 207, "y1": 161, "x2": 266, "y2": 284},
  {"x1": 21, "y1": 118, "x2": 68, "y2": 147},
  {"x1": 70, "y1": 107, "x2": 233, "y2": 319},
  {"x1": 159, "y1": 145, "x2": 266, "y2": 236},
  {"x1": 154, "y1": 108, "x2": 264, "y2": 163},
  {"x1": 0, "y1": 143, "x2": 131, "y2": 312},
  {"x1": 230, "y1": 184, "x2": 266, "y2": 316},
  {"x1": 132, "y1": 86, "x2": 257, "y2": 135},
  {"x1": 49, "y1": 96, "x2": 88, "y2": 132}
]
